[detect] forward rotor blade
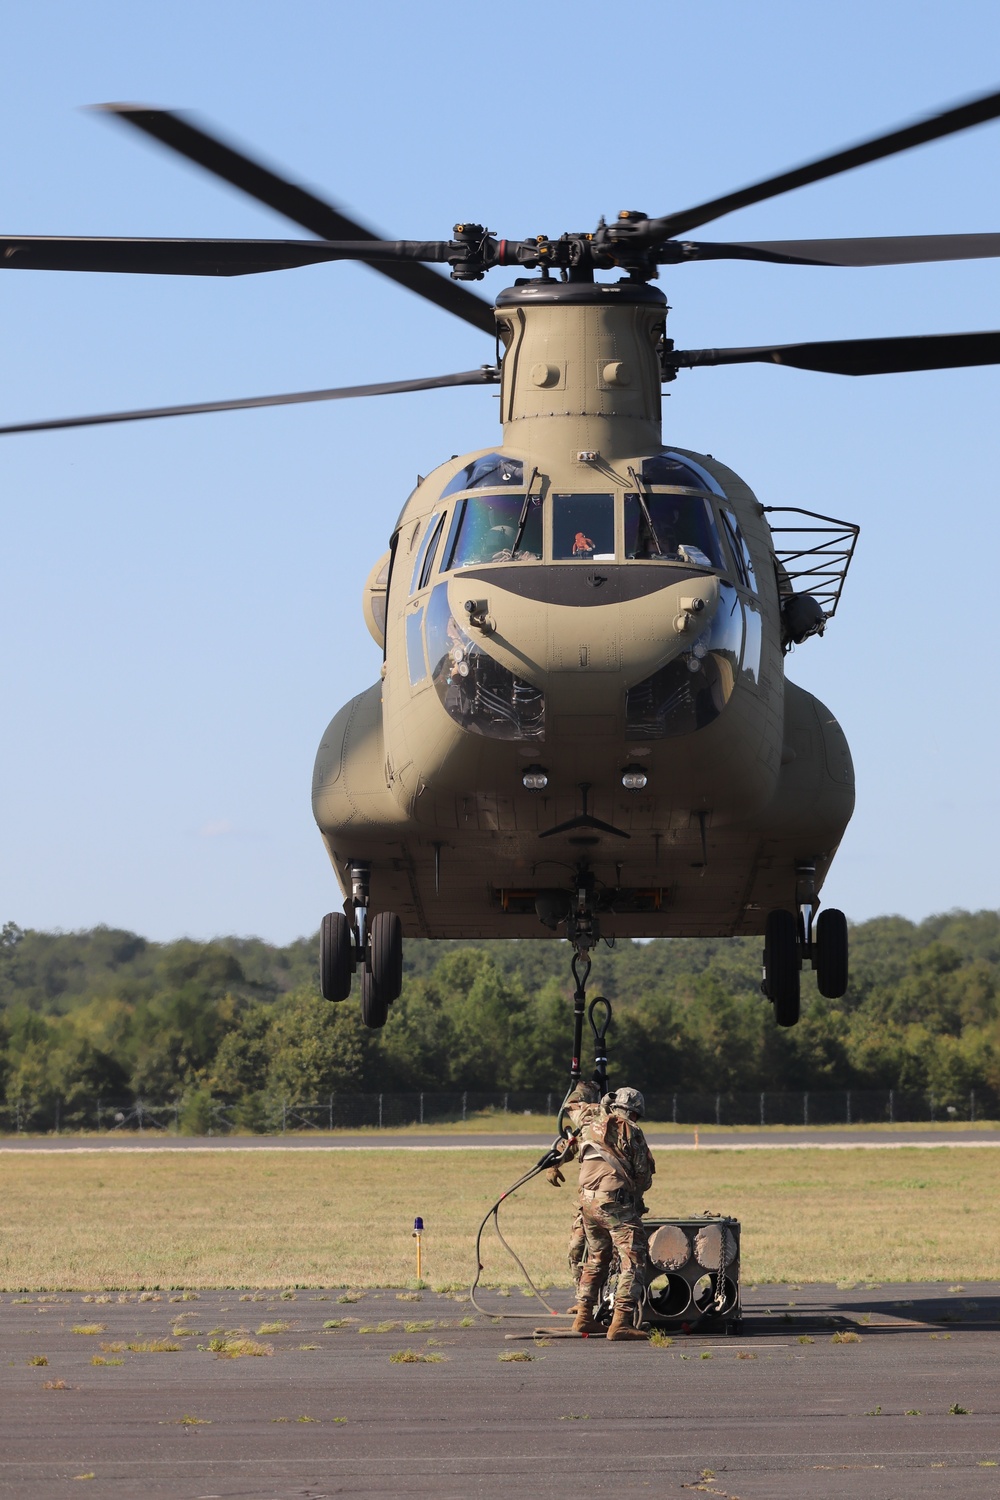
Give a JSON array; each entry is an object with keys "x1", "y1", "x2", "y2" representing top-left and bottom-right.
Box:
[
  {"x1": 672, "y1": 331, "x2": 1000, "y2": 377},
  {"x1": 94, "y1": 104, "x2": 495, "y2": 334},
  {"x1": 0, "y1": 366, "x2": 500, "y2": 437},
  {"x1": 646, "y1": 85, "x2": 1000, "y2": 241},
  {"x1": 673, "y1": 232, "x2": 1000, "y2": 268},
  {"x1": 0, "y1": 235, "x2": 428, "y2": 276}
]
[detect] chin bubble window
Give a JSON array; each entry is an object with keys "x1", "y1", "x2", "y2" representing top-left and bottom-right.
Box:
[
  {"x1": 552, "y1": 494, "x2": 614, "y2": 561},
  {"x1": 625, "y1": 583, "x2": 744, "y2": 739},
  {"x1": 624, "y1": 493, "x2": 724, "y2": 567},
  {"x1": 444, "y1": 494, "x2": 541, "y2": 568},
  {"x1": 425, "y1": 583, "x2": 544, "y2": 742}
]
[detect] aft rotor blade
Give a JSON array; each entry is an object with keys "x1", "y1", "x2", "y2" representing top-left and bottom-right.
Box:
[
  {"x1": 672, "y1": 232, "x2": 1000, "y2": 268},
  {"x1": 0, "y1": 366, "x2": 500, "y2": 437},
  {"x1": 671, "y1": 331, "x2": 1000, "y2": 377},
  {"x1": 645, "y1": 85, "x2": 1000, "y2": 241},
  {"x1": 94, "y1": 104, "x2": 495, "y2": 334}
]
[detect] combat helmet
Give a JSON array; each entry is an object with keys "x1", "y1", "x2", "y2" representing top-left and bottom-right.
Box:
[{"x1": 604, "y1": 1086, "x2": 645, "y2": 1118}]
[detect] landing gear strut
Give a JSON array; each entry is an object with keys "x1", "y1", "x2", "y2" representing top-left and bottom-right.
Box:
[
  {"x1": 319, "y1": 860, "x2": 403, "y2": 1029},
  {"x1": 761, "y1": 864, "x2": 849, "y2": 1026}
]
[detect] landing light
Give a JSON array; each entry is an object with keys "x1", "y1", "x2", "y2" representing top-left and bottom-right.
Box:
[
  {"x1": 522, "y1": 766, "x2": 549, "y2": 791},
  {"x1": 621, "y1": 766, "x2": 648, "y2": 791}
]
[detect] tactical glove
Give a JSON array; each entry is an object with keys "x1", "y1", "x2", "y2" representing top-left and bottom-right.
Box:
[{"x1": 545, "y1": 1166, "x2": 566, "y2": 1188}]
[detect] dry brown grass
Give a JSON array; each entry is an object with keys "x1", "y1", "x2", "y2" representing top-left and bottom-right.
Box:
[{"x1": 2, "y1": 1147, "x2": 999, "y2": 1288}]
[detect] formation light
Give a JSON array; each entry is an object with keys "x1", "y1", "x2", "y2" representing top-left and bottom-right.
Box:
[
  {"x1": 621, "y1": 765, "x2": 648, "y2": 791},
  {"x1": 522, "y1": 766, "x2": 549, "y2": 791}
]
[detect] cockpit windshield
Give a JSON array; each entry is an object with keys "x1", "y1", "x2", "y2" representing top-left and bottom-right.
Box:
[
  {"x1": 624, "y1": 493, "x2": 724, "y2": 568},
  {"x1": 445, "y1": 493, "x2": 542, "y2": 568},
  {"x1": 552, "y1": 494, "x2": 615, "y2": 561}
]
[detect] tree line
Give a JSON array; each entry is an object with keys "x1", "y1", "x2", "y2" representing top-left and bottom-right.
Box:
[{"x1": 1, "y1": 909, "x2": 999, "y2": 1130}]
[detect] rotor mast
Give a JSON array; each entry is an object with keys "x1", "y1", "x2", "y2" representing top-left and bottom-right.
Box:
[{"x1": 493, "y1": 280, "x2": 668, "y2": 463}]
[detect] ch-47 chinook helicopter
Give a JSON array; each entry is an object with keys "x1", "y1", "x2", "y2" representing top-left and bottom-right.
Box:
[{"x1": 6, "y1": 90, "x2": 1000, "y2": 1035}]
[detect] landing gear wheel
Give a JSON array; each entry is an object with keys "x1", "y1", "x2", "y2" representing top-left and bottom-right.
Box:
[
  {"x1": 814, "y1": 908, "x2": 849, "y2": 998},
  {"x1": 764, "y1": 909, "x2": 800, "y2": 1027},
  {"x1": 359, "y1": 912, "x2": 403, "y2": 1029},
  {"x1": 319, "y1": 912, "x2": 353, "y2": 1002}
]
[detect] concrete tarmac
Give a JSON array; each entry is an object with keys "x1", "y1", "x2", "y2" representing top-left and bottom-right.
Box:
[
  {"x1": 2, "y1": 1128, "x2": 998, "y2": 1151},
  {"x1": 3, "y1": 1283, "x2": 1000, "y2": 1497}
]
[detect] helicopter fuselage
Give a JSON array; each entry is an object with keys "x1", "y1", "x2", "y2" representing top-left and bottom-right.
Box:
[{"x1": 312, "y1": 281, "x2": 854, "y2": 939}]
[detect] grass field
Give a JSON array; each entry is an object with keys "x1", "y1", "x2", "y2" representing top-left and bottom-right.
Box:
[{"x1": 2, "y1": 1147, "x2": 999, "y2": 1291}]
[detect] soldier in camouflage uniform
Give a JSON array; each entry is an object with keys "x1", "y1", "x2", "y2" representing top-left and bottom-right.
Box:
[
  {"x1": 570, "y1": 1086, "x2": 655, "y2": 1341},
  {"x1": 546, "y1": 1080, "x2": 601, "y2": 1313}
]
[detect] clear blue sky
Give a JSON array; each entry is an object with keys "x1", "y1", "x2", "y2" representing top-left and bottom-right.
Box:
[{"x1": 1, "y1": 0, "x2": 999, "y2": 943}]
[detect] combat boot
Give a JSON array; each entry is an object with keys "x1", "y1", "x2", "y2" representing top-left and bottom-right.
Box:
[
  {"x1": 606, "y1": 1301, "x2": 648, "y2": 1341},
  {"x1": 571, "y1": 1300, "x2": 600, "y2": 1336}
]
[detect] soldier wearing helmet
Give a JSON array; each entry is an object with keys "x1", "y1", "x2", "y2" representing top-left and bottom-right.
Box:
[
  {"x1": 570, "y1": 1085, "x2": 655, "y2": 1341},
  {"x1": 546, "y1": 1080, "x2": 602, "y2": 1312}
]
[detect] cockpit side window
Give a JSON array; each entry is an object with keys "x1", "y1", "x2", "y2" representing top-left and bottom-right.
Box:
[
  {"x1": 445, "y1": 493, "x2": 541, "y2": 568},
  {"x1": 552, "y1": 494, "x2": 614, "y2": 561},
  {"x1": 418, "y1": 514, "x2": 447, "y2": 590},
  {"x1": 721, "y1": 509, "x2": 758, "y2": 593},
  {"x1": 410, "y1": 512, "x2": 442, "y2": 593},
  {"x1": 624, "y1": 493, "x2": 723, "y2": 567}
]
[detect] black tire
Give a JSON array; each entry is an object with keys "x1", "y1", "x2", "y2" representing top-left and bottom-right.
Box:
[
  {"x1": 360, "y1": 967, "x2": 390, "y2": 1029},
  {"x1": 815, "y1": 907, "x2": 849, "y2": 998},
  {"x1": 359, "y1": 911, "x2": 402, "y2": 1029},
  {"x1": 369, "y1": 911, "x2": 403, "y2": 1002},
  {"x1": 319, "y1": 912, "x2": 353, "y2": 1002},
  {"x1": 764, "y1": 908, "x2": 800, "y2": 1027}
]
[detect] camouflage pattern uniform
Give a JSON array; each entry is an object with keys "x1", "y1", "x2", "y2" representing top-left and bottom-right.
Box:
[
  {"x1": 552, "y1": 1082, "x2": 601, "y2": 1297},
  {"x1": 575, "y1": 1096, "x2": 655, "y2": 1306}
]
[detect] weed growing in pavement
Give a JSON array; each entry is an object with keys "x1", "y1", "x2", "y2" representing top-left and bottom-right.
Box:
[
  {"x1": 176, "y1": 1416, "x2": 211, "y2": 1425},
  {"x1": 798, "y1": 1336, "x2": 815, "y2": 1344},
  {"x1": 337, "y1": 1293, "x2": 363, "y2": 1304},
  {"x1": 403, "y1": 1321, "x2": 435, "y2": 1333},
  {"x1": 205, "y1": 1338, "x2": 272, "y2": 1358},
  {"x1": 388, "y1": 1349, "x2": 445, "y2": 1363},
  {"x1": 323, "y1": 1319, "x2": 350, "y2": 1329},
  {"x1": 949, "y1": 1403, "x2": 971, "y2": 1415},
  {"x1": 648, "y1": 1330, "x2": 673, "y2": 1348},
  {"x1": 71, "y1": 1325, "x2": 106, "y2": 1336},
  {"x1": 43, "y1": 1380, "x2": 70, "y2": 1390},
  {"x1": 831, "y1": 1331, "x2": 861, "y2": 1344},
  {"x1": 905, "y1": 1410, "x2": 921, "y2": 1416},
  {"x1": 700, "y1": 1350, "x2": 712, "y2": 1359},
  {"x1": 256, "y1": 1322, "x2": 290, "y2": 1335},
  {"x1": 498, "y1": 1351, "x2": 533, "y2": 1362},
  {"x1": 358, "y1": 1321, "x2": 401, "y2": 1334},
  {"x1": 126, "y1": 1340, "x2": 181, "y2": 1353},
  {"x1": 736, "y1": 1352, "x2": 757, "y2": 1359},
  {"x1": 91, "y1": 1356, "x2": 124, "y2": 1366},
  {"x1": 396, "y1": 1292, "x2": 422, "y2": 1302},
  {"x1": 458, "y1": 1317, "x2": 476, "y2": 1328},
  {"x1": 27, "y1": 1356, "x2": 48, "y2": 1366},
  {"x1": 865, "y1": 1406, "x2": 882, "y2": 1417}
]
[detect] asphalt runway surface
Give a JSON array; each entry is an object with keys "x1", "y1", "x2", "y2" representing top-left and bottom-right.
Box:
[
  {"x1": 4, "y1": 1283, "x2": 1000, "y2": 1497},
  {"x1": 2, "y1": 1129, "x2": 998, "y2": 1151}
]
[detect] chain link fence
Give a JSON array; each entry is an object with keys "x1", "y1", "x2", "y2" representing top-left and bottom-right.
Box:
[{"x1": 0, "y1": 1086, "x2": 996, "y2": 1135}]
